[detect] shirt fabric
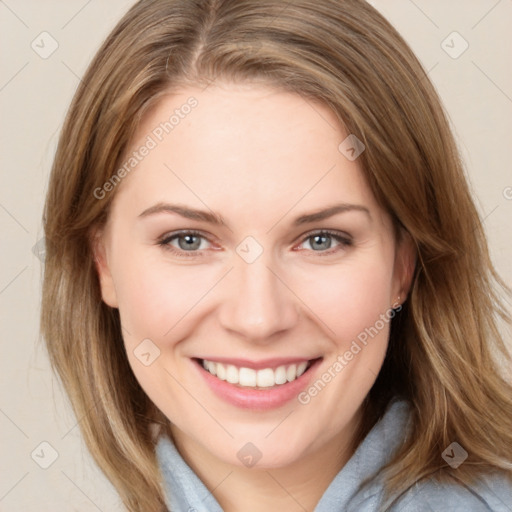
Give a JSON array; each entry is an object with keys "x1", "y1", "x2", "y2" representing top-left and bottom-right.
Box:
[{"x1": 155, "y1": 398, "x2": 512, "y2": 511}]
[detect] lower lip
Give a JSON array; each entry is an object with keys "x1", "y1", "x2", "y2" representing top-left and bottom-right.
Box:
[{"x1": 193, "y1": 358, "x2": 322, "y2": 410}]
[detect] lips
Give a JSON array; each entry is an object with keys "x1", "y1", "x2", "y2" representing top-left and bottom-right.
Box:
[{"x1": 192, "y1": 356, "x2": 322, "y2": 410}]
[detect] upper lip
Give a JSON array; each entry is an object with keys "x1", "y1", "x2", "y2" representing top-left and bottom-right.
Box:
[{"x1": 195, "y1": 356, "x2": 321, "y2": 370}]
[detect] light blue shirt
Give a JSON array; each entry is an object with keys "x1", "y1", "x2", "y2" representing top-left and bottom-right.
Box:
[{"x1": 156, "y1": 399, "x2": 512, "y2": 511}]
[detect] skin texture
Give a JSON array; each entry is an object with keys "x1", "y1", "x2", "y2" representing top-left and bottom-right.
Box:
[{"x1": 93, "y1": 82, "x2": 415, "y2": 511}]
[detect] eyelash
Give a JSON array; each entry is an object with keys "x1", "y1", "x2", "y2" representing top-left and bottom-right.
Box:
[{"x1": 158, "y1": 229, "x2": 353, "y2": 258}]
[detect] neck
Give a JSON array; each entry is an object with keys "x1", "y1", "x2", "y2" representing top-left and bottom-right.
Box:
[{"x1": 170, "y1": 407, "x2": 364, "y2": 512}]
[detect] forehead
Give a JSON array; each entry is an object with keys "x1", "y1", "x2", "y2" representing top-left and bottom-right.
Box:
[{"x1": 110, "y1": 82, "x2": 380, "y2": 223}]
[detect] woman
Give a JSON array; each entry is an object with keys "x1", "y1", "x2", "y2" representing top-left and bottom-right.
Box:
[{"x1": 41, "y1": 0, "x2": 512, "y2": 510}]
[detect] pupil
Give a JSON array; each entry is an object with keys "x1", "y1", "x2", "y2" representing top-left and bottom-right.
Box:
[
  {"x1": 312, "y1": 234, "x2": 331, "y2": 250},
  {"x1": 179, "y1": 235, "x2": 200, "y2": 250}
]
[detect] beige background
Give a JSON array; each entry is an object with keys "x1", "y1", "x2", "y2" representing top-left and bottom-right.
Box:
[{"x1": 1, "y1": 1, "x2": 511, "y2": 510}]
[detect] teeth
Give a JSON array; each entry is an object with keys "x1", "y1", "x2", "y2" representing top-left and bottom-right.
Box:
[
  {"x1": 275, "y1": 365, "x2": 287, "y2": 385},
  {"x1": 206, "y1": 360, "x2": 217, "y2": 376},
  {"x1": 201, "y1": 359, "x2": 311, "y2": 388},
  {"x1": 239, "y1": 367, "x2": 256, "y2": 387},
  {"x1": 286, "y1": 364, "x2": 297, "y2": 382},
  {"x1": 256, "y1": 368, "x2": 274, "y2": 388},
  {"x1": 297, "y1": 361, "x2": 308, "y2": 377},
  {"x1": 216, "y1": 362, "x2": 226, "y2": 381}
]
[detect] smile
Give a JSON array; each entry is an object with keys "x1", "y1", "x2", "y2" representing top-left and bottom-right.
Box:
[
  {"x1": 201, "y1": 358, "x2": 311, "y2": 388},
  {"x1": 193, "y1": 357, "x2": 322, "y2": 410}
]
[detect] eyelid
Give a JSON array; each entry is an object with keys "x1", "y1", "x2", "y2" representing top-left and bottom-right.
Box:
[
  {"x1": 296, "y1": 228, "x2": 352, "y2": 243},
  {"x1": 159, "y1": 229, "x2": 211, "y2": 244}
]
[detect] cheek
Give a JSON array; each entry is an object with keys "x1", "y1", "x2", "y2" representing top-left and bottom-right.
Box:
[
  {"x1": 293, "y1": 257, "x2": 393, "y2": 343},
  {"x1": 112, "y1": 248, "x2": 219, "y2": 346},
  {"x1": 111, "y1": 252, "x2": 218, "y2": 405}
]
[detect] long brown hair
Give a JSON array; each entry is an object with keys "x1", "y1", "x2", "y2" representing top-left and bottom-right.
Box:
[{"x1": 41, "y1": 0, "x2": 512, "y2": 510}]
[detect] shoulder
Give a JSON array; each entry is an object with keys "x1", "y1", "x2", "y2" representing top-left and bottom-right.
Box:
[
  {"x1": 368, "y1": 399, "x2": 512, "y2": 511},
  {"x1": 387, "y1": 471, "x2": 512, "y2": 512},
  {"x1": 317, "y1": 398, "x2": 511, "y2": 512}
]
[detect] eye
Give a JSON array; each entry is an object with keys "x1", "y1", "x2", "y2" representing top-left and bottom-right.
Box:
[
  {"x1": 297, "y1": 230, "x2": 352, "y2": 254},
  {"x1": 158, "y1": 229, "x2": 352, "y2": 258},
  {"x1": 158, "y1": 230, "x2": 212, "y2": 256}
]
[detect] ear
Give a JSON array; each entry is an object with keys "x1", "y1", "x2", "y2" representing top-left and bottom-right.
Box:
[
  {"x1": 392, "y1": 229, "x2": 417, "y2": 306},
  {"x1": 90, "y1": 228, "x2": 119, "y2": 308}
]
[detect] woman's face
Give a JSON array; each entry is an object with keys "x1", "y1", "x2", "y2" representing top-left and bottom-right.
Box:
[{"x1": 94, "y1": 82, "x2": 413, "y2": 469}]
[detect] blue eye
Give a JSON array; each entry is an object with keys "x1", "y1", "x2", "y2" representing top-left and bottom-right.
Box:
[
  {"x1": 159, "y1": 230, "x2": 211, "y2": 256},
  {"x1": 298, "y1": 230, "x2": 352, "y2": 254}
]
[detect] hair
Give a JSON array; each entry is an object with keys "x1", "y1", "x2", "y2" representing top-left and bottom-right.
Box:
[{"x1": 41, "y1": 0, "x2": 512, "y2": 510}]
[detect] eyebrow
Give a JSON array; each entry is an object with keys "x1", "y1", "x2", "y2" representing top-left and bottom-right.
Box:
[
  {"x1": 293, "y1": 204, "x2": 371, "y2": 225},
  {"x1": 138, "y1": 202, "x2": 371, "y2": 227},
  {"x1": 138, "y1": 203, "x2": 226, "y2": 225}
]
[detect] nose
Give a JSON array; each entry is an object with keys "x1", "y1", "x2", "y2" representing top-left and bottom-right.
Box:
[{"x1": 217, "y1": 256, "x2": 299, "y2": 343}]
